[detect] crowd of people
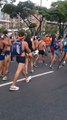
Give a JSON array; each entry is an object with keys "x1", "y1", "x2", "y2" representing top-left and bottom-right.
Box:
[{"x1": 0, "y1": 30, "x2": 67, "y2": 91}]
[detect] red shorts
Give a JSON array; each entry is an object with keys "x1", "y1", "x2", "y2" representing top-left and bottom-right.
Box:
[{"x1": 50, "y1": 46, "x2": 54, "y2": 55}]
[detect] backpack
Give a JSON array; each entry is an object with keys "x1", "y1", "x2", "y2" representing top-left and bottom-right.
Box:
[
  {"x1": 11, "y1": 40, "x2": 22, "y2": 55},
  {"x1": 53, "y1": 41, "x2": 58, "y2": 49}
]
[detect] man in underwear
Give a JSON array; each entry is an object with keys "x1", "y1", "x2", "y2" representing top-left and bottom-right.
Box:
[
  {"x1": 33, "y1": 36, "x2": 39, "y2": 67},
  {"x1": 0, "y1": 34, "x2": 5, "y2": 77},
  {"x1": 38, "y1": 37, "x2": 46, "y2": 63},
  {"x1": 2, "y1": 33, "x2": 11, "y2": 80},
  {"x1": 9, "y1": 32, "x2": 32, "y2": 91}
]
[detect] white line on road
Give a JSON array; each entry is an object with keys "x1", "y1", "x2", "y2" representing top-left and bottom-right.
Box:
[{"x1": 0, "y1": 71, "x2": 54, "y2": 88}]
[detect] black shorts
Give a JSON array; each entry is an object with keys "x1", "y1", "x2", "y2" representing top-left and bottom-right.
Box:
[
  {"x1": 16, "y1": 56, "x2": 25, "y2": 63},
  {"x1": 39, "y1": 50, "x2": 44, "y2": 55},
  {"x1": 0, "y1": 49, "x2": 3, "y2": 54}
]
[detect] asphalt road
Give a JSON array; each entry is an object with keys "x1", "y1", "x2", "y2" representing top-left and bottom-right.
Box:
[{"x1": 0, "y1": 59, "x2": 67, "y2": 120}]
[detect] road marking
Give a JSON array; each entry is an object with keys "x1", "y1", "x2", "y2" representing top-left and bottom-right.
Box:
[{"x1": 0, "y1": 71, "x2": 54, "y2": 88}]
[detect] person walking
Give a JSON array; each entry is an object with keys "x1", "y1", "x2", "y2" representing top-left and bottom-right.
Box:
[{"x1": 9, "y1": 32, "x2": 32, "y2": 91}]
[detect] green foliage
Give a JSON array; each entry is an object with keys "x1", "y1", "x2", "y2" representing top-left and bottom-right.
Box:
[
  {"x1": 35, "y1": 6, "x2": 47, "y2": 17},
  {"x1": 1, "y1": 0, "x2": 36, "y2": 35},
  {"x1": 44, "y1": 1, "x2": 67, "y2": 35},
  {"x1": 29, "y1": 23, "x2": 36, "y2": 28},
  {"x1": 3, "y1": 30, "x2": 8, "y2": 34},
  {"x1": 16, "y1": 1, "x2": 35, "y2": 19},
  {"x1": 46, "y1": 1, "x2": 67, "y2": 22},
  {"x1": 1, "y1": 4, "x2": 17, "y2": 18},
  {"x1": 2, "y1": 0, "x2": 67, "y2": 35},
  {"x1": 45, "y1": 24, "x2": 58, "y2": 35},
  {"x1": 0, "y1": 28, "x2": 5, "y2": 33}
]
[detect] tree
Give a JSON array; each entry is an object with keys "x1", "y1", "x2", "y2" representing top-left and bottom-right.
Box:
[
  {"x1": 1, "y1": 0, "x2": 47, "y2": 35},
  {"x1": 1, "y1": 3, "x2": 17, "y2": 18},
  {"x1": 1, "y1": 0, "x2": 36, "y2": 34},
  {"x1": 16, "y1": 1, "x2": 36, "y2": 34},
  {"x1": 44, "y1": 1, "x2": 67, "y2": 36},
  {"x1": 0, "y1": 0, "x2": 16, "y2": 6},
  {"x1": 34, "y1": 6, "x2": 47, "y2": 35}
]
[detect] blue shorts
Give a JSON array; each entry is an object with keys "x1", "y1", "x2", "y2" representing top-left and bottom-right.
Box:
[
  {"x1": 54, "y1": 49, "x2": 60, "y2": 55},
  {"x1": 0, "y1": 54, "x2": 5, "y2": 61},
  {"x1": 5, "y1": 51, "x2": 11, "y2": 56},
  {"x1": 63, "y1": 48, "x2": 67, "y2": 52}
]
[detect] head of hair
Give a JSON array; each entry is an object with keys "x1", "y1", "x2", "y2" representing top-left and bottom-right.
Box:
[
  {"x1": 51, "y1": 35, "x2": 56, "y2": 41},
  {"x1": 18, "y1": 31, "x2": 25, "y2": 37},
  {"x1": 3, "y1": 30, "x2": 8, "y2": 35},
  {"x1": 58, "y1": 35, "x2": 62, "y2": 40},
  {"x1": 25, "y1": 34, "x2": 31, "y2": 42}
]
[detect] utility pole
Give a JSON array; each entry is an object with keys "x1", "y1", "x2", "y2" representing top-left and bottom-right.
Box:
[
  {"x1": 39, "y1": 0, "x2": 42, "y2": 36},
  {"x1": 40, "y1": 0, "x2": 42, "y2": 7}
]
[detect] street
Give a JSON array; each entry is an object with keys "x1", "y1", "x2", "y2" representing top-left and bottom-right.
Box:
[{"x1": 0, "y1": 60, "x2": 67, "y2": 120}]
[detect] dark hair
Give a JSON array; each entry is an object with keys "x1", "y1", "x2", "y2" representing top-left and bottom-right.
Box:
[
  {"x1": 58, "y1": 35, "x2": 62, "y2": 39},
  {"x1": 3, "y1": 30, "x2": 8, "y2": 35},
  {"x1": 18, "y1": 31, "x2": 25, "y2": 36},
  {"x1": 25, "y1": 35, "x2": 32, "y2": 50}
]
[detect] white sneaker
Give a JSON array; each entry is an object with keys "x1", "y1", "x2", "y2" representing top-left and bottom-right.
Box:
[
  {"x1": 26, "y1": 76, "x2": 32, "y2": 83},
  {"x1": 59, "y1": 65, "x2": 62, "y2": 69},
  {"x1": 33, "y1": 64, "x2": 37, "y2": 68},
  {"x1": 45, "y1": 63, "x2": 47, "y2": 66},
  {"x1": 9, "y1": 85, "x2": 19, "y2": 91},
  {"x1": 49, "y1": 65, "x2": 53, "y2": 69},
  {"x1": 62, "y1": 61, "x2": 66, "y2": 66},
  {"x1": 31, "y1": 69, "x2": 34, "y2": 73},
  {"x1": 2, "y1": 76, "x2": 7, "y2": 81},
  {"x1": 26, "y1": 71, "x2": 28, "y2": 75}
]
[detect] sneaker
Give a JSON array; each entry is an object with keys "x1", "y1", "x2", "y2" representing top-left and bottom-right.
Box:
[
  {"x1": 62, "y1": 61, "x2": 66, "y2": 66},
  {"x1": 49, "y1": 65, "x2": 53, "y2": 69},
  {"x1": 2, "y1": 76, "x2": 7, "y2": 80},
  {"x1": 58, "y1": 65, "x2": 62, "y2": 69},
  {"x1": 33, "y1": 64, "x2": 37, "y2": 68},
  {"x1": 26, "y1": 76, "x2": 32, "y2": 83},
  {"x1": 45, "y1": 63, "x2": 48, "y2": 66},
  {"x1": 9, "y1": 85, "x2": 19, "y2": 91},
  {"x1": 31, "y1": 69, "x2": 34, "y2": 73},
  {"x1": 26, "y1": 71, "x2": 28, "y2": 75}
]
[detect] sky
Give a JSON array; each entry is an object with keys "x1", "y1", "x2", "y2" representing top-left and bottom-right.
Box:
[{"x1": 15, "y1": 0, "x2": 58, "y2": 8}]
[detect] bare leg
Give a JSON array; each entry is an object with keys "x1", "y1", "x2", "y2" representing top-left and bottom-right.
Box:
[
  {"x1": 25, "y1": 57, "x2": 29, "y2": 74},
  {"x1": 50, "y1": 54, "x2": 57, "y2": 66},
  {"x1": 22, "y1": 67, "x2": 28, "y2": 80},
  {"x1": 12, "y1": 63, "x2": 24, "y2": 86}
]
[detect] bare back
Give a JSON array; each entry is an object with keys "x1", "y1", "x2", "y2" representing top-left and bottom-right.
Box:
[
  {"x1": 21, "y1": 41, "x2": 31, "y2": 56},
  {"x1": 0, "y1": 39, "x2": 4, "y2": 49},
  {"x1": 38, "y1": 40, "x2": 46, "y2": 50}
]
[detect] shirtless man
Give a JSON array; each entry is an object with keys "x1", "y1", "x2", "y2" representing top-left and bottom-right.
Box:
[
  {"x1": 2, "y1": 34, "x2": 11, "y2": 80},
  {"x1": 9, "y1": 32, "x2": 32, "y2": 91},
  {"x1": 38, "y1": 37, "x2": 46, "y2": 63},
  {"x1": 33, "y1": 36, "x2": 39, "y2": 67},
  {"x1": 0, "y1": 35, "x2": 5, "y2": 77}
]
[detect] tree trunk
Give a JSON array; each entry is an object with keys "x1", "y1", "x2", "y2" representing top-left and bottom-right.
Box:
[{"x1": 35, "y1": 16, "x2": 43, "y2": 36}]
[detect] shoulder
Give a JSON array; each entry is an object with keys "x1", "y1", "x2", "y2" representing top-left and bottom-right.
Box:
[{"x1": 22, "y1": 41, "x2": 28, "y2": 46}]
